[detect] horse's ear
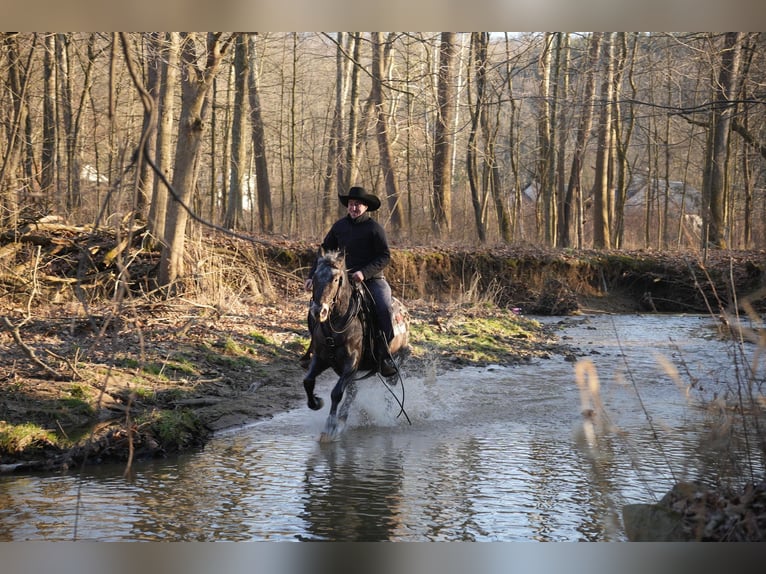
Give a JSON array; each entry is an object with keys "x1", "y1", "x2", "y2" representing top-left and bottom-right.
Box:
[{"x1": 318, "y1": 246, "x2": 325, "y2": 257}]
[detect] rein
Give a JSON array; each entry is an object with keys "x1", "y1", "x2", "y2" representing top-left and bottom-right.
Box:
[
  {"x1": 326, "y1": 277, "x2": 363, "y2": 335},
  {"x1": 314, "y1": 266, "x2": 363, "y2": 336}
]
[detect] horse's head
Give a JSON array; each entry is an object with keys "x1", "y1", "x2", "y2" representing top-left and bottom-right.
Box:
[{"x1": 310, "y1": 250, "x2": 348, "y2": 323}]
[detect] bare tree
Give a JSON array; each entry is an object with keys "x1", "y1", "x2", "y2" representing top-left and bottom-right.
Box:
[
  {"x1": 370, "y1": 32, "x2": 403, "y2": 233},
  {"x1": 562, "y1": 32, "x2": 601, "y2": 248},
  {"x1": 466, "y1": 32, "x2": 488, "y2": 243},
  {"x1": 147, "y1": 32, "x2": 179, "y2": 246},
  {"x1": 246, "y1": 33, "x2": 274, "y2": 234},
  {"x1": 159, "y1": 33, "x2": 234, "y2": 288},
  {"x1": 431, "y1": 32, "x2": 457, "y2": 237},
  {"x1": 592, "y1": 33, "x2": 615, "y2": 249},
  {"x1": 41, "y1": 33, "x2": 57, "y2": 209},
  {"x1": 321, "y1": 32, "x2": 349, "y2": 229},
  {"x1": 0, "y1": 33, "x2": 35, "y2": 228},
  {"x1": 611, "y1": 32, "x2": 637, "y2": 249},
  {"x1": 537, "y1": 32, "x2": 555, "y2": 245},
  {"x1": 702, "y1": 32, "x2": 744, "y2": 249},
  {"x1": 224, "y1": 33, "x2": 247, "y2": 230},
  {"x1": 137, "y1": 33, "x2": 160, "y2": 219},
  {"x1": 344, "y1": 32, "x2": 362, "y2": 199}
]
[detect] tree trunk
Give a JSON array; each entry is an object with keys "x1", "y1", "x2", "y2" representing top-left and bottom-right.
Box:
[
  {"x1": 0, "y1": 33, "x2": 33, "y2": 228},
  {"x1": 466, "y1": 33, "x2": 487, "y2": 243},
  {"x1": 137, "y1": 33, "x2": 160, "y2": 219},
  {"x1": 322, "y1": 32, "x2": 347, "y2": 229},
  {"x1": 148, "y1": 32, "x2": 179, "y2": 247},
  {"x1": 593, "y1": 33, "x2": 615, "y2": 249},
  {"x1": 344, "y1": 33, "x2": 361, "y2": 203},
  {"x1": 41, "y1": 33, "x2": 57, "y2": 209},
  {"x1": 431, "y1": 32, "x2": 457, "y2": 237},
  {"x1": 611, "y1": 32, "x2": 637, "y2": 249},
  {"x1": 702, "y1": 32, "x2": 743, "y2": 249},
  {"x1": 554, "y1": 33, "x2": 570, "y2": 247},
  {"x1": 562, "y1": 32, "x2": 601, "y2": 248},
  {"x1": 371, "y1": 32, "x2": 402, "y2": 233},
  {"x1": 225, "y1": 34, "x2": 247, "y2": 230},
  {"x1": 246, "y1": 33, "x2": 274, "y2": 234},
  {"x1": 536, "y1": 33, "x2": 554, "y2": 245},
  {"x1": 159, "y1": 33, "x2": 233, "y2": 288}
]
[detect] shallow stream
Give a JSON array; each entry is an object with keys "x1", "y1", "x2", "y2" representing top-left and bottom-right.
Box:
[{"x1": 1, "y1": 313, "x2": 762, "y2": 541}]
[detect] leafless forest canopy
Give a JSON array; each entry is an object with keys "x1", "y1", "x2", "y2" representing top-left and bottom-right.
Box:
[{"x1": 2, "y1": 32, "x2": 765, "y2": 281}]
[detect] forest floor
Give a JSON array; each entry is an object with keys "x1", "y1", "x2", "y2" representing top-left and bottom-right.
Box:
[{"x1": 1, "y1": 225, "x2": 765, "y2": 539}]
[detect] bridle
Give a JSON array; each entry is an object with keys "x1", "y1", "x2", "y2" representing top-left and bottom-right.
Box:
[{"x1": 312, "y1": 261, "x2": 361, "y2": 335}]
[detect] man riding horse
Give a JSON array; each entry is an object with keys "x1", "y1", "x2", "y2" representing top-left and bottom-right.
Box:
[{"x1": 303, "y1": 186, "x2": 397, "y2": 377}]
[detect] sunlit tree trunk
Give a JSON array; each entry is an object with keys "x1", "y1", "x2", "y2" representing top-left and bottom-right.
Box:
[
  {"x1": 225, "y1": 34, "x2": 246, "y2": 230},
  {"x1": 41, "y1": 33, "x2": 57, "y2": 210},
  {"x1": 702, "y1": 32, "x2": 743, "y2": 249},
  {"x1": 593, "y1": 33, "x2": 615, "y2": 249},
  {"x1": 503, "y1": 33, "x2": 523, "y2": 241},
  {"x1": 536, "y1": 33, "x2": 554, "y2": 244},
  {"x1": 247, "y1": 33, "x2": 273, "y2": 234},
  {"x1": 322, "y1": 32, "x2": 347, "y2": 229},
  {"x1": 476, "y1": 33, "x2": 511, "y2": 242},
  {"x1": 0, "y1": 33, "x2": 33, "y2": 228},
  {"x1": 562, "y1": 32, "x2": 601, "y2": 248},
  {"x1": 159, "y1": 33, "x2": 233, "y2": 288},
  {"x1": 554, "y1": 33, "x2": 570, "y2": 247},
  {"x1": 371, "y1": 32, "x2": 402, "y2": 233},
  {"x1": 611, "y1": 32, "x2": 637, "y2": 249},
  {"x1": 344, "y1": 32, "x2": 361, "y2": 201},
  {"x1": 136, "y1": 33, "x2": 160, "y2": 219},
  {"x1": 148, "y1": 32, "x2": 178, "y2": 246},
  {"x1": 466, "y1": 32, "x2": 488, "y2": 243},
  {"x1": 432, "y1": 32, "x2": 457, "y2": 237},
  {"x1": 55, "y1": 33, "x2": 81, "y2": 212}
]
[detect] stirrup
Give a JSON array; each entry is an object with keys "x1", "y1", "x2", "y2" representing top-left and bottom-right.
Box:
[{"x1": 379, "y1": 356, "x2": 397, "y2": 377}]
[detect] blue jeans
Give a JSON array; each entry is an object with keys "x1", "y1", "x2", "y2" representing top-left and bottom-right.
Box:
[{"x1": 364, "y1": 277, "x2": 393, "y2": 343}]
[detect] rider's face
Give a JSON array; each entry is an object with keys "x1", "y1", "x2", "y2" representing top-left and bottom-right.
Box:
[{"x1": 347, "y1": 199, "x2": 368, "y2": 219}]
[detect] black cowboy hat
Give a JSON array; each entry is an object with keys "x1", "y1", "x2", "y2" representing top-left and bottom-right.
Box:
[{"x1": 339, "y1": 186, "x2": 381, "y2": 211}]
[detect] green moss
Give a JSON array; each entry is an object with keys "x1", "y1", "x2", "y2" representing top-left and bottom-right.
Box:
[
  {"x1": 0, "y1": 422, "x2": 60, "y2": 454},
  {"x1": 249, "y1": 331, "x2": 275, "y2": 346},
  {"x1": 140, "y1": 409, "x2": 205, "y2": 452},
  {"x1": 410, "y1": 309, "x2": 542, "y2": 364},
  {"x1": 56, "y1": 397, "x2": 93, "y2": 414}
]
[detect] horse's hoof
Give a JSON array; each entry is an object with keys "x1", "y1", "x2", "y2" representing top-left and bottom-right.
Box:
[
  {"x1": 308, "y1": 396, "x2": 324, "y2": 411},
  {"x1": 319, "y1": 415, "x2": 344, "y2": 442}
]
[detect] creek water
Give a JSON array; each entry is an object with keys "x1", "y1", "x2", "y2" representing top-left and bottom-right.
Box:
[{"x1": 1, "y1": 313, "x2": 762, "y2": 541}]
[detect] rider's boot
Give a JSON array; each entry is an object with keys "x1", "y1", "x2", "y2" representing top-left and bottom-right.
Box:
[{"x1": 375, "y1": 337, "x2": 397, "y2": 377}]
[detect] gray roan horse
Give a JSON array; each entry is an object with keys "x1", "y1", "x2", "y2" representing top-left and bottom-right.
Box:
[{"x1": 303, "y1": 249, "x2": 410, "y2": 442}]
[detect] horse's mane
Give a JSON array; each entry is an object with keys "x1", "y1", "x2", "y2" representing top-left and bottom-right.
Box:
[{"x1": 317, "y1": 249, "x2": 345, "y2": 269}]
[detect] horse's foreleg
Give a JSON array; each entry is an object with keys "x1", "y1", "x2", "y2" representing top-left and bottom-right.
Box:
[
  {"x1": 319, "y1": 370, "x2": 356, "y2": 442},
  {"x1": 303, "y1": 353, "x2": 330, "y2": 411},
  {"x1": 303, "y1": 375, "x2": 324, "y2": 411}
]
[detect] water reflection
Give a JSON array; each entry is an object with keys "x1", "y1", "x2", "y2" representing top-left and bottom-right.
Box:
[{"x1": 300, "y1": 434, "x2": 405, "y2": 541}]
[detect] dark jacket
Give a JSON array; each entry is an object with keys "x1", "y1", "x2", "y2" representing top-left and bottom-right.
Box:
[{"x1": 314, "y1": 212, "x2": 391, "y2": 280}]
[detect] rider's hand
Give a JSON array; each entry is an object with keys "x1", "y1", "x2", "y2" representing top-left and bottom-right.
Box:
[{"x1": 351, "y1": 271, "x2": 364, "y2": 283}]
